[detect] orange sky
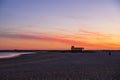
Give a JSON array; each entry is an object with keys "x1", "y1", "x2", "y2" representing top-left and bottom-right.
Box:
[
  {"x1": 0, "y1": 29, "x2": 120, "y2": 50},
  {"x1": 0, "y1": 0, "x2": 120, "y2": 50}
]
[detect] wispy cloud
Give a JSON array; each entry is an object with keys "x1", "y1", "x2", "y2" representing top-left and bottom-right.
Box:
[
  {"x1": 0, "y1": 33, "x2": 89, "y2": 45},
  {"x1": 77, "y1": 29, "x2": 112, "y2": 41},
  {"x1": 0, "y1": 28, "x2": 120, "y2": 49}
]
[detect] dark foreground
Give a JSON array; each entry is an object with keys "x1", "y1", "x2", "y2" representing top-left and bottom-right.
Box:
[{"x1": 0, "y1": 52, "x2": 120, "y2": 80}]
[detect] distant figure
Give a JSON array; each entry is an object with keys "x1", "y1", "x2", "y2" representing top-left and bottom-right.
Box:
[{"x1": 108, "y1": 51, "x2": 111, "y2": 56}]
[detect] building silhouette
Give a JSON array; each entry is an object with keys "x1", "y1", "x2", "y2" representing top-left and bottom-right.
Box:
[{"x1": 71, "y1": 46, "x2": 84, "y2": 52}]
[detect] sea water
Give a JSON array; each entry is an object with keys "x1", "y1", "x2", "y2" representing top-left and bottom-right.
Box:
[{"x1": 0, "y1": 52, "x2": 34, "y2": 59}]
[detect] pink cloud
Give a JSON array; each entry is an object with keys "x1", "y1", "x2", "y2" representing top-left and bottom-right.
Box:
[
  {"x1": 0, "y1": 29, "x2": 120, "y2": 49},
  {"x1": 0, "y1": 33, "x2": 94, "y2": 46},
  {"x1": 78, "y1": 29, "x2": 112, "y2": 39}
]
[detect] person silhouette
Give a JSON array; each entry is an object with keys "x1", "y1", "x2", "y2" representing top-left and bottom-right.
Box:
[{"x1": 108, "y1": 51, "x2": 111, "y2": 56}]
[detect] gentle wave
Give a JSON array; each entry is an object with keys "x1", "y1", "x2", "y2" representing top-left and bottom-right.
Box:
[{"x1": 0, "y1": 52, "x2": 34, "y2": 59}]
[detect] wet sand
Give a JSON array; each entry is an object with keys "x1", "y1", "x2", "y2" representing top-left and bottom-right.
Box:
[{"x1": 0, "y1": 52, "x2": 120, "y2": 80}]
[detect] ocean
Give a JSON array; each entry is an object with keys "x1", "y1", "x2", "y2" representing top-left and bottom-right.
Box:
[{"x1": 0, "y1": 52, "x2": 34, "y2": 59}]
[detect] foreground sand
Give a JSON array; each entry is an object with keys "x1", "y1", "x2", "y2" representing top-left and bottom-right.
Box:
[{"x1": 0, "y1": 52, "x2": 120, "y2": 80}]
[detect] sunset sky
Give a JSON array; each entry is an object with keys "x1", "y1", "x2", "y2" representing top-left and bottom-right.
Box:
[{"x1": 0, "y1": 0, "x2": 120, "y2": 50}]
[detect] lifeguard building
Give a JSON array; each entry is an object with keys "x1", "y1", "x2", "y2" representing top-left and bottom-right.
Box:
[{"x1": 71, "y1": 46, "x2": 84, "y2": 52}]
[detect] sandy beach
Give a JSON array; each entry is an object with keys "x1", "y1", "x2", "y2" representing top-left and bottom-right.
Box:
[{"x1": 0, "y1": 51, "x2": 120, "y2": 80}]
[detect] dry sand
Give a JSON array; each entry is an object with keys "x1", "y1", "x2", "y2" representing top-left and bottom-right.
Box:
[{"x1": 0, "y1": 52, "x2": 120, "y2": 80}]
